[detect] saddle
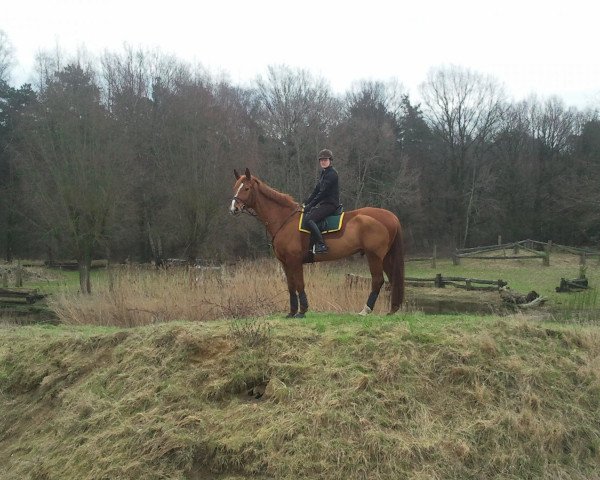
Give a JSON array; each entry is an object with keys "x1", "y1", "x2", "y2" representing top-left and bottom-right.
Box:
[{"x1": 299, "y1": 204, "x2": 344, "y2": 234}]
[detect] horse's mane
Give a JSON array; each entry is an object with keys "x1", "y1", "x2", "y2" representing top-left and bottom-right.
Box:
[{"x1": 255, "y1": 178, "x2": 297, "y2": 207}]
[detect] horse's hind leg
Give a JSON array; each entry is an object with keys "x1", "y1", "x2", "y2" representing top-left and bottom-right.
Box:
[
  {"x1": 359, "y1": 252, "x2": 385, "y2": 316},
  {"x1": 383, "y1": 254, "x2": 393, "y2": 283}
]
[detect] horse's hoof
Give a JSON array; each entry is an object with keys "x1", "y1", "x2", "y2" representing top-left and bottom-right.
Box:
[
  {"x1": 358, "y1": 305, "x2": 372, "y2": 316},
  {"x1": 293, "y1": 313, "x2": 305, "y2": 318},
  {"x1": 387, "y1": 305, "x2": 401, "y2": 315},
  {"x1": 285, "y1": 313, "x2": 297, "y2": 318}
]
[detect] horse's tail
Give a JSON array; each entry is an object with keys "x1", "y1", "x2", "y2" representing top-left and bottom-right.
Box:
[{"x1": 388, "y1": 223, "x2": 405, "y2": 312}]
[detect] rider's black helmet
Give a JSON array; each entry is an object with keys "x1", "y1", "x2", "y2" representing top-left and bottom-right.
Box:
[{"x1": 318, "y1": 149, "x2": 333, "y2": 161}]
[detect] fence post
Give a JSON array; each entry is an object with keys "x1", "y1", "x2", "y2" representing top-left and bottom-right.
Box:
[
  {"x1": 580, "y1": 252, "x2": 586, "y2": 266},
  {"x1": 435, "y1": 273, "x2": 444, "y2": 288},
  {"x1": 431, "y1": 244, "x2": 437, "y2": 269},
  {"x1": 2, "y1": 271, "x2": 7, "y2": 287},
  {"x1": 513, "y1": 243, "x2": 519, "y2": 255},
  {"x1": 452, "y1": 250, "x2": 460, "y2": 265},
  {"x1": 15, "y1": 262, "x2": 23, "y2": 287},
  {"x1": 543, "y1": 241, "x2": 552, "y2": 267}
]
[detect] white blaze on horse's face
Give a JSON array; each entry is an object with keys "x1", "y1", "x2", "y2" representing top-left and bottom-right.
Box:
[{"x1": 230, "y1": 183, "x2": 244, "y2": 215}]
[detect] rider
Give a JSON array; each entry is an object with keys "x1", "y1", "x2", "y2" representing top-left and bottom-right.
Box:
[{"x1": 302, "y1": 149, "x2": 340, "y2": 254}]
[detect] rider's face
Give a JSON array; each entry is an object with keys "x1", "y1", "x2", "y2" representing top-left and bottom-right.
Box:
[{"x1": 319, "y1": 158, "x2": 331, "y2": 168}]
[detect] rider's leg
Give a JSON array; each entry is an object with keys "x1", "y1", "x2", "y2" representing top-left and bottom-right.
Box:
[{"x1": 303, "y1": 203, "x2": 336, "y2": 254}]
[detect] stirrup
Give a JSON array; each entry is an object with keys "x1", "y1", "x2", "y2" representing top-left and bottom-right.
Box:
[{"x1": 312, "y1": 242, "x2": 328, "y2": 254}]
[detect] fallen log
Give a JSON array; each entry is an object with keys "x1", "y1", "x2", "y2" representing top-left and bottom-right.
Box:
[
  {"x1": 556, "y1": 278, "x2": 589, "y2": 292},
  {"x1": 500, "y1": 287, "x2": 546, "y2": 309}
]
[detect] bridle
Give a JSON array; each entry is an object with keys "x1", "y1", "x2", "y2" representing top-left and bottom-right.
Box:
[
  {"x1": 230, "y1": 178, "x2": 302, "y2": 247},
  {"x1": 231, "y1": 195, "x2": 258, "y2": 217},
  {"x1": 230, "y1": 181, "x2": 258, "y2": 217},
  {"x1": 231, "y1": 186, "x2": 302, "y2": 247}
]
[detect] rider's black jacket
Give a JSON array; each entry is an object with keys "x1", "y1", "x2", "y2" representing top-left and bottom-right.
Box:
[{"x1": 303, "y1": 166, "x2": 339, "y2": 209}]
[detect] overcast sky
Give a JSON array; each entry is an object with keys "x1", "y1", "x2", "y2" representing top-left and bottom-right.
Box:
[{"x1": 2, "y1": 0, "x2": 599, "y2": 107}]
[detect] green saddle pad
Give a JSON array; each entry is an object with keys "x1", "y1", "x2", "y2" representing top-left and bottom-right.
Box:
[{"x1": 299, "y1": 212, "x2": 345, "y2": 234}]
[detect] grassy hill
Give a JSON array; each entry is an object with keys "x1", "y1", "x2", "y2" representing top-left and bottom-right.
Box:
[{"x1": 1, "y1": 313, "x2": 599, "y2": 479}]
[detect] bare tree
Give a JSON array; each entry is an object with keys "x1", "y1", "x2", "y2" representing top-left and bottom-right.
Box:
[
  {"x1": 332, "y1": 80, "x2": 407, "y2": 209},
  {"x1": 254, "y1": 65, "x2": 338, "y2": 198},
  {"x1": 99, "y1": 47, "x2": 192, "y2": 263},
  {"x1": 554, "y1": 117, "x2": 600, "y2": 242},
  {"x1": 18, "y1": 63, "x2": 126, "y2": 292},
  {"x1": 526, "y1": 96, "x2": 585, "y2": 239},
  {"x1": 419, "y1": 65, "x2": 505, "y2": 246},
  {"x1": 0, "y1": 30, "x2": 15, "y2": 84}
]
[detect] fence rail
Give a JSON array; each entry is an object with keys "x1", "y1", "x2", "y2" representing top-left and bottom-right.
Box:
[
  {"x1": 406, "y1": 274, "x2": 507, "y2": 291},
  {"x1": 0, "y1": 288, "x2": 46, "y2": 304},
  {"x1": 406, "y1": 245, "x2": 438, "y2": 268},
  {"x1": 346, "y1": 273, "x2": 507, "y2": 291},
  {"x1": 452, "y1": 239, "x2": 586, "y2": 266},
  {"x1": 454, "y1": 239, "x2": 600, "y2": 267}
]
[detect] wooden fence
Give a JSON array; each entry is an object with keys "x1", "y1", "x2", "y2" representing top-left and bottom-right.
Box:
[
  {"x1": 45, "y1": 259, "x2": 109, "y2": 270},
  {"x1": 453, "y1": 239, "x2": 600, "y2": 267},
  {"x1": 1, "y1": 266, "x2": 23, "y2": 287},
  {"x1": 346, "y1": 273, "x2": 507, "y2": 291},
  {"x1": 406, "y1": 274, "x2": 507, "y2": 291},
  {"x1": 0, "y1": 288, "x2": 46, "y2": 304},
  {"x1": 454, "y1": 239, "x2": 548, "y2": 265},
  {"x1": 406, "y1": 245, "x2": 438, "y2": 268}
]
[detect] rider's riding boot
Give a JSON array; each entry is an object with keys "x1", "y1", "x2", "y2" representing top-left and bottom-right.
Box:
[{"x1": 306, "y1": 220, "x2": 328, "y2": 254}]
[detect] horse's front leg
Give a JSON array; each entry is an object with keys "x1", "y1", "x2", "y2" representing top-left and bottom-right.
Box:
[
  {"x1": 297, "y1": 289, "x2": 308, "y2": 318},
  {"x1": 295, "y1": 264, "x2": 308, "y2": 318},
  {"x1": 282, "y1": 263, "x2": 299, "y2": 318},
  {"x1": 284, "y1": 260, "x2": 308, "y2": 318}
]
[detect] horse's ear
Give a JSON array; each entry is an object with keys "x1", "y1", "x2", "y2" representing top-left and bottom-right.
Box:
[
  {"x1": 245, "y1": 168, "x2": 251, "y2": 180},
  {"x1": 234, "y1": 169, "x2": 240, "y2": 180}
]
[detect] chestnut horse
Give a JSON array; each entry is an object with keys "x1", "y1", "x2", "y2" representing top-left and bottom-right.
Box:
[{"x1": 230, "y1": 168, "x2": 404, "y2": 317}]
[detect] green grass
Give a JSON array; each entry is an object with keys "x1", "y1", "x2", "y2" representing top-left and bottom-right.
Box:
[
  {"x1": 24, "y1": 268, "x2": 109, "y2": 293},
  {"x1": 406, "y1": 255, "x2": 597, "y2": 297},
  {"x1": 1, "y1": 314, "x2": 599, "y2": 479}
]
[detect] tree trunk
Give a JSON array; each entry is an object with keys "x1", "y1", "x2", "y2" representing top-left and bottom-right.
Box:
[
  {"x1": 4, "y1": 227, "x2": 12, "y2": 263},
  {"x1": 78, "y1": 256, "x2": 92, "y2": 294}
]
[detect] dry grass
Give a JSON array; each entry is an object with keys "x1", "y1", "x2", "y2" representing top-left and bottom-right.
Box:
[
  {"x1": 40, "y1": 252, "x2": 600, "y2": 327},
  {"x1": 48, "y1": 259, "x2": 399, "y2": 326},
  {"x1": 1, "y1": 317, "x2": 599, "y2": 479}
]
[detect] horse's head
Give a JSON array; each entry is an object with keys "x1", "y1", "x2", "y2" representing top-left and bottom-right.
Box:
[{"x1": 230, "y1": 168, "x2": 258, "y2": 215}]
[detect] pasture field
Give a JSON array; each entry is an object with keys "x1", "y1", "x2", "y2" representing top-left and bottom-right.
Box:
[
  {"x1": 0, "y1": 254, "x2": 599, "y2": 478},
  {"x1": 4, "y1": 251, "x2": 597, "y2": 326}
]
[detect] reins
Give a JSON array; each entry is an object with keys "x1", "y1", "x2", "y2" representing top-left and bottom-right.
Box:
[{"x1": 266, "y1": 206, "x2": 302, "y2": 247}]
